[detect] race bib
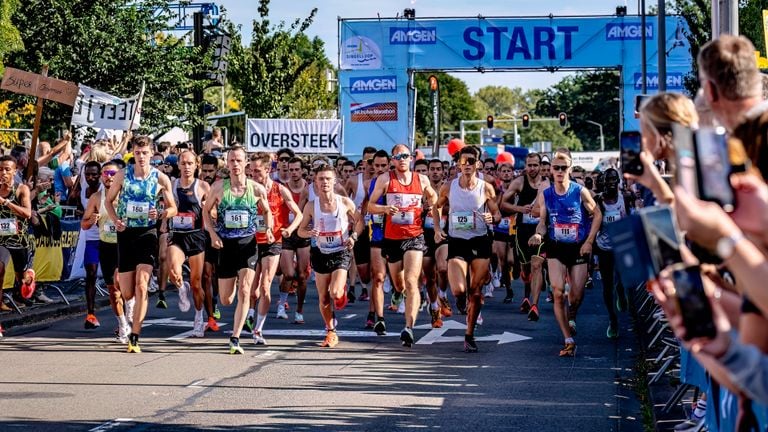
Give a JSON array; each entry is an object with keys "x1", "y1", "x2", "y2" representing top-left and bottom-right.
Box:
[
  {"x1": 522, "y1": 212, "x2": 539, "y2": 224},
  {"x1": 554, "y1": 222, "x2": 579, "y2": 242},
  {"x1": 497, "y1": 217, "x2": 510, "y2": 230},
  {"x1": 318, "y1": 230, "x2": 343, "y2": 250},
  {"x1": 172, "y1": 212, "x2": 196, "y2": 230},
  {"x1": 102, "y1": 221, "x2": 117, "y2": 240},
  {"x1": 423, "y1": 216, "x2": 434, "y2": 229},
  {"x1": 604, "y1": 209, "x2": 621, "y2": 224},
  {"x1": 391, "y1": 210, "x2": 415, "y2": 225},
  {"x1": 126, "y1": 200, "x2": 150, "y2": 219},
  {"x1": 254, "y1": 215, "x2": 267, "y2": 233},
  {"x1": 0, "y1": 218, "x2": 18, "y2": 236},
  {"x1": 371, "y1": 214, "x2": 384, "y2": 225},
  {"x1": 451, "y1": 211, "x2": 475, "y2": 231},
  {"x1": 224, "y1": 210, "x2": 249, "y2": 229}
]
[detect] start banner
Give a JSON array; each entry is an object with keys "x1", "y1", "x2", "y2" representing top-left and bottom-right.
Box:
[{"x1": 245, "y1": 119, "x2": 341, "y2": 154}]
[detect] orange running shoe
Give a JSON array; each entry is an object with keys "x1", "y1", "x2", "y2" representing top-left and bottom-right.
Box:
[
  {"x1": 84, "y1": 314, "x2": 100, "y2": 329},
  {"x1": 429, "y1": 304, "x2": 443, "y2": 328},
  {"x1": 206, "y1": 317, "x2": 220, "y2": 332},
  {"x1": 320, "y1": 330, "x2": 339, "y2": 348},
  {"x1": 438, "y1": 296, "x2": 453, "y2": 317},
  {"x1": 559, "y1": 342, "x2": 576, "y2": 357}
]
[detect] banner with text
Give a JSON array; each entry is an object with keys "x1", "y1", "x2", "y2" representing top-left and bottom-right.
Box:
[
  {"x1": 70, "y1": 85, "x2": 142, "y2": 130},
  {"x1": 0, "y1": 67, "x2": 79, "y2": 105},
  {"x1": 246, "y1": 119, "x2": 342, "y2": 154}
]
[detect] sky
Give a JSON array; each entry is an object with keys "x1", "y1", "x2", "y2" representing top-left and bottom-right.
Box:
[{"x1": 216, "y1": 0, "x2": 643, "y2": 94}]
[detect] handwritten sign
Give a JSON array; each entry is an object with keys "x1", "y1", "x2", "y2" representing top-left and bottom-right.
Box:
[
  {"x1": 70, "y1": 85, "x2": 142, "y2": 130},
  {"x1": 1, "y1": 67, "x2": 78, "y2": 106}
]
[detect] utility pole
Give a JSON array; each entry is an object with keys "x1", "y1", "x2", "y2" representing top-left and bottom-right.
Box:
[
  {"x1": 640, "y1": 0, "x2": 647, "y2": 93},
  {"x1": 193, "y1": 11, "x2": 205, "y2": 154},
  {"x1": 657, "y1": 0, "x2": 667, "y2": 92}
]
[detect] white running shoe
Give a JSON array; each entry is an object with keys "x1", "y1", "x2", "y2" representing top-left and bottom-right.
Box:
[
  {"x1": 253, "y1": 331, "x2": 267, "y2": 345},
  {"x1": 148, "y1": 276, "x2": 158, "y2": 293},
  {"x1": 294, "y1": 312, "x2": 305, "y2": 324},
  {"x1": 117, "y1": 324, "x2": 131, "y2": 344},
  {"x1": 483, "y1": 283, "x2": 494, "y2": 298},
  {"x1": 492, "y1": 271, "x2": 501, "y2": 288},
  {"x1": 276, "y1": 304, "x2": 288, "y2": 319},
  {"x1": 397, "y1": 300, "x2": 406, "y2": 314},
  {"x1": 383, "y1": 277, "x2": 392, "y2": 294},
  {"x1": 178, "y1": 281, "x2": 191, "y2": 313},
  {"x1": 191, "y1": 316, "x2": 205, "y2": 338},
  {"x1": 477, "y1": 312, "x2": 484, "y2": 326}
]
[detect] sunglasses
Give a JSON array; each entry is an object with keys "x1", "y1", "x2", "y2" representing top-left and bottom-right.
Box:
[
  {"x1": 278, "y1": 157, "x2": 291, "y2": 162},
  {"x1": 102, "y1": 170, "x2": 118, "y2": 177},
  {"x1": 150, "y1": 160, "x2": 164, "y2": 166},
  {"x1": 460, "y1": 157, "x2": 477, "y2": 166},
  {"x1": 392, "y1": 153, "x2": 411, "y2": 161},
  {"x1": 551, "y1": 165, "x2": 570, "y2": 172}
]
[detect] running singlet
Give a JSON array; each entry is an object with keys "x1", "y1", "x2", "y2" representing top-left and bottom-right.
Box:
[
  {"x1": 516, "y1": 175, "x2": 540, "y2": 226},
  {"x1": 543, "y1": 182, "x2": 588, "y2": 244},
  {"x1": 216, "y1": 179, "x2": 259, "y2": 239},
  {"x1": 595, "y1": 195, "x2": 627, "y2": 251},
  {"x1": 287, "y1": 187, "x2": 302, "y2": 224},
  {"x1": 256, "y1": 181, "x2": 288, "y2": 244},
  {"x1": 98, "y1": 188, "x2": 118, "y2": 243},
  {"x1": 447, "y1": 177, "x2": 488, "y2": 239},
  {"x1": 313, "y1": 195, "x2": 349, "y2": 254},
  {"x1": 352, "y1": 173, "x2": 365, "y2": 210},
  {"x1": 117, "y1": 165, "x2": 159, "y2": 229},
  {"x1": 170, "y1": 179, "x2": 203, "y2": 233},
  {"x1": 367, "y1": 178, "x2": 386, "y2": 242},
  {"x1": 0, "y1": 184, "x2": 30, "y2": 249},
  {"x1": 384, "y1": 171, "x2": 424, "y2": 240}
]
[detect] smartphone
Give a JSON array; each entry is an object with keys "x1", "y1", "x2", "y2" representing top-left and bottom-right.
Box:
[
  {"x1": 642, "y1": 206, "x2": 683, "y2": 273},
  {"x1": 620, "y1": 131, "x2": 643, "y2": 176},
  {"x1": 634, "y1": 94, "x2": 650, "y2": 118},
  {"x1": 672, "y1": 123, "x2": 699, "y2": 197},
  {"x1": 670, "y1": 265, "x2": 717, "y2": 341},
  {"x1": 695, "y1": 127, "x2": 735, "y2": 212}
]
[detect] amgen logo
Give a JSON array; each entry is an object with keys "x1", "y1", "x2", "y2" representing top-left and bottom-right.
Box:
[
  {"x1": 633, "y1": 72, "x2": 684, "y2": 90},
  {"x1": 390, "y1": 27, "x2": 437, "y2": 44},
  {"x1": 606, "y1": 23, "x2": 654, "y2": 40},
  {"x1": 350, "y1": 76, "x2": 397, "y2": 94}
]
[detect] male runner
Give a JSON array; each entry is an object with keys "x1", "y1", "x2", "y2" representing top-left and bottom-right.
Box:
[
  {"x1": 80, "y1": 161, "x2": 104, "y2": 329},
  {"x1": 203, "y1": 145, "x2": 272, "y2": 354},
  {"x1": 502, "y1": 153, "x2": 547, "y2": 321},
  {"x1": 106, "y1": 136, "x2": 177, "y2": 353},
  {"x1": 344, "y1": 146, "x2": 376, "y2": 303},
  {"x1": 368, "y1": 144, "x2": 437, "y2": 347},
  {"x1": 422, "y1": 158, "x2": 449, "y2": 328},
  {"x1": 297, "y1": 165, "x2": 362, "y2": 348},
  {"x1": 490, "y1": 158, "x2": 515, "y2": 299},
  {"x1": 529, "y1": 151, "x2": 601, "y2": 357},
  {"x1": 248, "y1": 152, "x2": 302, "y2": 344},
  {"x1": 200, "y1": 154, "x2": 221, "y2": 324},
  {"x1": 274, "y1": 149, "x2": 294, "y2": 183},
  {"x1": 166, "y1": 150, "x2": 211, "y2": 337},
  {"x1": 0, "y1": 156, "x2": 33, "y2": 311},
  {"x1": 280, "y1": 157, "x2": 312, "y2": 323},
  {"x1": 433, "y1": 146, "x2": 501, "y2": 352},
  {"x1": 361, "y1": 150, "x2": 390, "y2": 334}
]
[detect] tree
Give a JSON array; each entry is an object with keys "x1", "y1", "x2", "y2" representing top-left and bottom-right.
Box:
[
  {"x1": 414, "y1": 72, "x2": 478, "y2": 145},
  {"x1": 0, "y1": 0, "x2": 23, "y2": 74},
  {"x1": 519, "y1": 121, "x2": 582, "y2": 151},
  {"x1": 225, "y1": 0, "x2": 335, "y2": 119},
  {"x1": 473, "y1": 85, "x2": 537, "y2": 117}
]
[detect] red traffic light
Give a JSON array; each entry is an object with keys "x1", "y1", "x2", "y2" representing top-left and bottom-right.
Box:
[
  {"x1": 521, "y1": 113, "x2": 530, "y2": 128},
  {"x1": 486, "y1": 115, "x2": 494, "y2": 129},
  {"x1": 558, "y1": 112, "x2": 567, "y2": 128}
]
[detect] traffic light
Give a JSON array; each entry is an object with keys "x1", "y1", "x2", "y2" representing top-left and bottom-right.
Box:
[
  {"x1": 428, "y1": 75, "x2": 439, "y2": 92},
  {"x1": 521, "y1": 113, "x2": 530, "y2": 128},
  {"x1": 486, "y1": 115, "x2": 494, "y2": 129},
  {"x1": 558, "y1": 112, "x2": 568, "y2": 128}
]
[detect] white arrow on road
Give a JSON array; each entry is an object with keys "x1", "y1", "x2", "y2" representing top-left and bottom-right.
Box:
[
  {"x1": 144, "y1": 318, "x2": 228, "y2": 341},
  {"x1": 414, "y1": 320, "x2": 531, "y2": 345}
]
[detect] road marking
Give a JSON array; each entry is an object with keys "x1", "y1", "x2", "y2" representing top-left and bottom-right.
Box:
[
  {"x1": 253, "y1": 350, "x2": 278, "y2": 358},
  {"x1": 261, "y1": 329, "x2": 398, "y2": 338},
  {"x1": 89, "y1": 418, "x2": 133, "y2": 431},
  {"x1": 342, "y1": 314, "x2": 357, "y2": 320},
  {"x1": 144, "y1": 318, "x2": 229, "y2": 340},
  {"x1": 414, "y1": 320, "x2": 530, "y2": 345},
  {"x1": 187, "y1": 379, "x2": 205, "y2": 389}
]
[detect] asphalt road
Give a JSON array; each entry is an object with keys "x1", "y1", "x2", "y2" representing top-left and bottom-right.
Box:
[{"x1": 0, "y1": 278, "x2": 644, "y2": 431}]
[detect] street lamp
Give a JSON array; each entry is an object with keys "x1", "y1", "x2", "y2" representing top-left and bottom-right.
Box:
[{"x1": 585, "y1": 120, "x2": 605, "y2": 151}]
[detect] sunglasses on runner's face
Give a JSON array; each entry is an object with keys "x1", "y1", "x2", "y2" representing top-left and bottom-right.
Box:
[
  {"x1": 150, "y1": 160, "x2": 164, "y2": 166},
  {"x1": 278, "y1": 157, "x2": 291, "y2": 162},
  {"x1": 102, "y1": 170, "x2": 117, "y2": 177},
  {"x1": 392, "y1": 153, "x2": 411, "y2": 161},
  {"x1": 460, "y1": 157, "x2": 477, "y2": 166},
  {"x1": 552, "y1": 164, "x2": 570, "y2": 172}
]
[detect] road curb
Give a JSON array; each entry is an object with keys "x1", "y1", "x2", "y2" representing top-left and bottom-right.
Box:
[{"x1": 1, "y1": 297, "x2": 112, "y2": 332}]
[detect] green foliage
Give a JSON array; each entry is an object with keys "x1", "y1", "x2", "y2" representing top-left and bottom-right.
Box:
[
  {"x1": 414, "y1": 72, "x2": 478, "y2": 145},
  {"x1": 0, "y1": 0, "x2": 23, "y2": 73},
  {"x1": 5, "y1": 0, "x2": 206, "y2": 136},
  {"x1": 225, "y1": 0, "x2": 335, "y2": 119},
  {"x1": 473, "y1": 85, "x2": 538, "y2": 117}
]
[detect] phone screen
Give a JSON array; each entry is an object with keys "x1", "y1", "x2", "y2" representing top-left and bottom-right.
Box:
[
  {"x1": 672, "y1": 123, "x2": 698, "y2": 197},
  {"x1": 671, "y1": 266, "x2": 716, "y2": 340},
  {"x1": 620, "y1": 131, "x2": 643, "y2": 175},
  {"x1": 642, "y1": 206, "x2": 682, "y2": 272},
  {"x1": 695, "y1": 128, "x2": 734, "y2": 212}
]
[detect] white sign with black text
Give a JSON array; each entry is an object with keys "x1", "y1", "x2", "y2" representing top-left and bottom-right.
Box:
[
  {"x1": 246, "y1": 118, "x2": 341, "y2": 154},
  {"x1": 70, "y1": 84, "x2": 142, "y2": 130}
]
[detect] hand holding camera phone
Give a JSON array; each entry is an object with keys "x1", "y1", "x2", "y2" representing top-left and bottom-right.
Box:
[
  {"x1": 620, "y1": 131, "x2": 643, "y2": 176},
  {"x1": 667, "y1": 264, "x2": 717, "y2": 341}
]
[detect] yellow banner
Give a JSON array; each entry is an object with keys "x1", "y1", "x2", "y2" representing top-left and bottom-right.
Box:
[
  {"x1": 2, "y1": 233, "x2": 75, "y2": 289},
  {"x1": 763, "y1": 10, "x2": 768, "y2": 57}
]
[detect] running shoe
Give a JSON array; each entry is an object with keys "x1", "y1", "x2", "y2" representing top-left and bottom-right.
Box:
[
  {"x1": 383, "y1": 277, "x2": 392, "y2": 293},
  {"x1": 148, "y1": 276, "x2": 158, "y2": 293},
  {"x1": 206, "y1": 317, "x2": 220, "y2": 332},
  {"x1": 606, "y1": 322, "x2": 619, "y2": 339},
  {"x1": 283, "y1": 301, "x2": 290, "y2": 312},
  {"x1": 483, "y1": 283, "x2": 494, "y2": 298},
  {"x1": 294, "y1": 312, "x2": 305, "y2": 324},
  {"x1": 178, "y1": 281, "x2": 191, "y2": 312},
  {"x1": 374, "y1": 320, "x2": 387, "y2": 336},
  {"x1": 156, "y1": 298, "x2": 168, "y2": 309},
  {"x1": 288, "y1": 280, "x2": 298, "y2": 296},
  {"x1": 320, "y1": 330, "x2": 339, "y2": 348},
  {"x1": 456, "y1": 294, "x2": 467, "y2": 315},
  {"x1": 419, "y1": 291, "x2": 428, "y2": 312},
  {"x1": 334, "y1": 292, "x2": 348, "y2": 311},
  {"x1": 117, "y1": 325, "x2": 130, "y2": 344},
  {"x1": 396, "y1": 300, "x2": 405, "y2": 314},
  {"x1": 464, "y1": 335, "x2": 479, "y2": 353},
  {"x1": 33, "y1": 290, "x2": 54, "y2": 304},
  {"x1": 400, "y1": 327, "x2": 414, "y2": 347},
  {"x1": 492, "y1": 271, "x2": 501, "y2": 288},
  {"x1": 245, "y1": 315, "x2": 255, "y2": 332},
  {"x1": 559, "y1": 342, "x2": 576, "y2": 357},
  {"x1": 84, "y1": 314, "x2": 100, "y2": 329},
  {"x1": 568, "y1": 320, "x2": 577, "y2": 336},
  {"x1": 391, "y1": 291, "x2": 404, "y2": 307},
  {"x1": 520, "y1": 298, "x2": 531, "y2": 313},
  {"x1": 191, "y1": 316, "x2": 205, "y2": 338},
  {"x1": 358, "y1": 289, "x2": 369, "y2": 301},
  {"x1": 213, "y1": 305, "x2": 221, "y2": 320},
  {"x1": 673, "y1": 411, "x2": 706, "y2": 432},
  {"x1": 347, "y1": 289, "x2": 356, "y2": 304},
  {"x1": 0, "y1": 324, "x2": 4, "y2": 338},
  {"x1": 252, "y1": 331, "x2": 267, "y2": 345},
  {"x1": 229, "y1": 338, "x2": 244, "y2": 355},
  {"x1": 276, "y1": 304, "x2": 288, "y2": 319},
  {"x1": 127, "y1": 339, "x2": 141, "y2": 353},
  {"x1": 546, "y1": 292, "x2": 553, "y2": 303},
  {"x1": 429, "y1": 304, "x2": 443, "y2": 328},
  {"x1": 476, "y1": 312, "x2": 484, "y2": 326},
  {"x1": 20, "y1": 269, "x2": 36, "y2": 299},
  {"x1": 502, "y1": 289, "x2": 514, "y2": 304},
  {"x1": 527, "y1": 304, "x2": 540, "y2": 322},
  {"x1": 365, "y1": 312, "x2": 375, "y2": 329},
  {"x1": 438, "y1": 296, "x2": 453, "y2": 317}
]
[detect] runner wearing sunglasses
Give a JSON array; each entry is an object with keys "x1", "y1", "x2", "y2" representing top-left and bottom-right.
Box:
[
  {"x1": 274, "y1": 149, "x2": 294, "y2": 184},
  {"x1": 367, "y1": 144, "x2": 438, "y2": 347}
]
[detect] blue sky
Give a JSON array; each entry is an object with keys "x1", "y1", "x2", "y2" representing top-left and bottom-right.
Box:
[{"x1": 217, "y1": 0, "x2": 642, "y2": 93}]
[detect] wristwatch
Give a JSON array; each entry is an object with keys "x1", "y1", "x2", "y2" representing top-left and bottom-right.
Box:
[{"x1": 716, "y1": 231, "x2": 745, "y2": 261}]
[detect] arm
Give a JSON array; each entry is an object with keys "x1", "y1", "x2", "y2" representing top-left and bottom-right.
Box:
[
  {"x1": 344, "y1": 197, "x2": 362, "y2": 249},
  {"x1": 530, "y1": 180, "x2": 549, "y2": 217},
  {"x1": 3, "y1": 184, "x2": 33, "y2": 220},
  {"x1": 105, "y1": 170, "x2": 124, "y2": 229},
  {"x1": 421, "y1": 174, "x2": 437, "y2": 209},
  {"x1": 81, "y1": 193, "x2": 100, "y2": 230},
  {"x1": 431, "y1": 183, "x2": 450, "y2": 242},
  {"x1": 484, "y1": 183, "x2": 501, "y2": 224},
  {"x1": 253, "y1": 181, "x2": 274, "y2": 243},
  {"x1": 529, "y1": 198, "x2": 548, "y2": 246},
  {"x1": 367, "y1": 174, "x2": 394, "y2": 215},
  {"x1": 581, "y1": 187, "x2": 601, "y2": 244},
  {"x1": 203, "y1": 180, "x2": 223, "y2": 248},
  {"x1": 280, "y1": 184, "x2": 302, "y2": 236},
  {"x1": 157, "y1": 174, "x2": 178, "y2": 220},
  {"x1": 110, "y1": 131, "x2": 132, "y2": 158},
  {"x1": 298, "y1": 188, "x2": 309, "y2": 212},
  {"x1": 334, "y1": 181, "x2": 349, "y2": 197},
  {"x1": 500, "y1": 179, "x2": 522, "y2": 214},
  {"x1": 297, "y1": 202, "x2": 314, "y2": 239}
]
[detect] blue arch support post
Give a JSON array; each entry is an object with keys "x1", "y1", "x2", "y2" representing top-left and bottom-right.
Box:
[{"x1": 337, "y1": 15, "x2": 692, "y2": 158}]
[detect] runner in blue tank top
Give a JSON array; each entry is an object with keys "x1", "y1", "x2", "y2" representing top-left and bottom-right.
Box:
[{"x1": 528, "y1": 151, "x2": 601, "y2": 358}]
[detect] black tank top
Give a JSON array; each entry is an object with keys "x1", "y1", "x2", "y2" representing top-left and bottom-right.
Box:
[
  {"x1": 171, "y1": 179, "x2": 202, "y2": 232},
  {"x1": 515, "y1": 176, "x2": 539, "y2": 226}
]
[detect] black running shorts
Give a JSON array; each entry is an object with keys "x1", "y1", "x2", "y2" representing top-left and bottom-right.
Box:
[
  {"x1": 310, "y1": 246, "x2": 352, "y2": 274},
  {"x1": 117, "y1": 227, "x2": 158, "y2": 273},
  {"x1": 447, "y1": 235, "x2": 493, "y2": 263},
  {"x1": 382, "y1": 235, "x2": 426, "y2": 263},
  {"x1": 217, "y1": 236, "x2": 257, "y2": 279},
  {"x1": 169, "y1": 230, "x2": 206, "y2": 257}
]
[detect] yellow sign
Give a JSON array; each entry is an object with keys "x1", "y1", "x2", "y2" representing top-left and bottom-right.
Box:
[{"x1": 763, "y1": 10, "x2": 768, "y2": 57}]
